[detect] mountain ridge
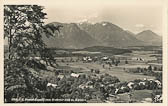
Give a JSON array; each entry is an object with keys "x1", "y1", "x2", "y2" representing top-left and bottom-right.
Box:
[
  {"x1": 78, "y1": 21, "x2": 147, "y2": 47},
  {"x1": 42, "y1": 21, "x2": 161, "y2": 49}
]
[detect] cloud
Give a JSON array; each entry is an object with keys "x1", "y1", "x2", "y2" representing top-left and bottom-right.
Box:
[
  {"x1": 135, "y1": 24, "x2": 145, "y2": 28},
  {"x1": 88, "y1": 13, "x2": 98, "y2": 19},
  {"x1": 78, "y1": 19, "x2": 88, "y2": 23},
  {"x1": 77, "y1": 13, "x2": 98, "y2": 23}
]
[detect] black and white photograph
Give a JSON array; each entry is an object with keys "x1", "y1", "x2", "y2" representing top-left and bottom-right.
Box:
[{"x1": 3, "y1": 0, "x2": 167, "y2": 104}]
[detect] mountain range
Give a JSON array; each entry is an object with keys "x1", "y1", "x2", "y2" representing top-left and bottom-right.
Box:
[{"x1": 42, "y1": 22, "x2": 162, "y2": 49}]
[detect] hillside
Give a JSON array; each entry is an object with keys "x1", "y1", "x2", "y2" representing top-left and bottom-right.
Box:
[
  {"x1": 82, "y1": 46, "x2": 132, "y2": 54},
  {"x1": 42, "y1": 22, "x2": 158, "y2": 49},
  {"x1": 78, "y1": 22, "x2": 145, "y2": 47},
  {"x1": 42, "y1": 22, "x2": 100, "y2": 49},
  {"x1": 136, "y1": 30, "x2": 162, "y2": 46}
]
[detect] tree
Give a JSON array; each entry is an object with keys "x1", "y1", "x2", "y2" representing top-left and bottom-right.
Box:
[
  {"x1": 154, "y1": 66, "x2": 157, "y2": 71},
  {"x1": 112, "y1": 59, "x2": 115, "y2": 64},
  {"x1": 90, "y1": 69, "x2": 94, "y2": 73},
  {"x1": 125, "y1": 59, "x2": 128, "y2": 64},
  {"x1": 159, "y1": 66, "x2": 162, "y2": 71},
  {"x1": 148, "y1": 65, "x2": 152, "y2": 72},
  {"x1": 136, "y1": 67, "x2": 141, "y2": 73},
  {"x1": 4, "y1": 5, "x2": 61, "y2": 102}
]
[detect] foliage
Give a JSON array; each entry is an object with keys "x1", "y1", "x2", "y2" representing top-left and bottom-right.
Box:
[
  {"x1": 126, "y1": 66, "x2": 162, "y2": 82},
  {"x1": 4, "y1": 5, "x2": 61, "y2": 102},
  {"x1": 100, "y1": 74, "x2": 120, "y2": 85},
  {"x1": 151, "y1": 90, "x2": 162, "y2": 103}
]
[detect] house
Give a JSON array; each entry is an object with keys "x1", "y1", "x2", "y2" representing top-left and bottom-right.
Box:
[
  {"x1": 127, "y1": 82, "x2": 134, "y2": 89},
  {"x1": 78, "y1": 84, "x2": 94, "y2": 89},
  {"x1": 132, "y1": 57, "x2": 145, "y2": 61},
  {"x1": 57, "y1": 75, "x2": 64, "y2": 79},
  {"x1": 47, "y1": 83, "x2": 57, "y2": 88},
  {"x1": 138, "y1": 81, "x2": 146, "y2": 86},
  {"x1": 101, "y1": 56, "x2": 109, "y2": 61},
  {"x1": 46, "y1": 66, "x2": 55, "y2": 71},
  {"x1": 82, "y1": 56, "x2": 92, "y2": 62},
  {"x1": 154, "y1": 80, "x2": 162, "y2": 88},
  {"x1": 71, "y1": 73, "x2": 80, "y2": 78}
]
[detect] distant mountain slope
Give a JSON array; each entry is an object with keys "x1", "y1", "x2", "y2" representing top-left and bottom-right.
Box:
[
  {"x1": 125, "y1": 30, "x2": 136, "y2": 36},
  {"x1": 82, "y1": 46, "x2": 132, "y2": 54},
  {"x1": 42, "y1": 22, "x2": 100, "y2": 49},
  {"x1": 42, "y1": 22, "x2": 158, "y2": 49},
  {"x1": 78, "y1": 22, "x2": 145, "y2": 47},
  {"x1": 136, "y1": 30, "x2": 162, "y2": 46}
]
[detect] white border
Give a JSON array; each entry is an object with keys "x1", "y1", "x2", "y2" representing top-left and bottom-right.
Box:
[{"x1": 0, "y1": 0, "x2": 167, "y2": 106}]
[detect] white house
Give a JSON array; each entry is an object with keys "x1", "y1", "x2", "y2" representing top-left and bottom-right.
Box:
[
  {"x1": 47, "y1": 83, "x2": 57, "y2": 88},
  {"x1": 71, "y1": 73, "x2": 80, "y2": 78}
]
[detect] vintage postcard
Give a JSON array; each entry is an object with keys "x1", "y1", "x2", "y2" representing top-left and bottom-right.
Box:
[{"x1": 0, "y1": 0, "x2": 168, "y2": 105}]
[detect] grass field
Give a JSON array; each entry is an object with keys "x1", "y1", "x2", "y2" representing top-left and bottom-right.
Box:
[
  {"x1": 43, "y1": 48, "x2": 159, "y2": 82},
  {"x1": 36, "y1": 47, "x2": 161, "y2": 103},
  {"x1": 132, "y1": 90, "x2": 153, "y2": 102},
  {"x1": 110, "y1": 90, "x2": 153, "y2": 103},
  {"x1": 63, "y1": 62, "x2": 155, "y2": 82}
]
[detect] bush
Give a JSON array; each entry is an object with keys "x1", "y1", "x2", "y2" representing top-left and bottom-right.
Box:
[
  {"x1": 151, "y1": 90, "x2": 162, "y2": 103},
  {"x1": 102, "y1": 75, "x2": 120, "y2": 85},
  {"x1": 95, "y1": 69, "x2": 100, "y2": 74}
]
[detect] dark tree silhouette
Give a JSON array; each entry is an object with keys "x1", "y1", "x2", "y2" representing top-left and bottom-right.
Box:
[{"x1": 4, "y1": 5, "x2": 61, "y2": 102}]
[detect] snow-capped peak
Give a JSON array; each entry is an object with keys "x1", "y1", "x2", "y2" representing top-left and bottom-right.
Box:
[
  {"x1": 102, "y1": 23, "x2": 107, "y2": 26},
  {"x1": 78, "y1": 19, "x2": 88, "y2": 24}
]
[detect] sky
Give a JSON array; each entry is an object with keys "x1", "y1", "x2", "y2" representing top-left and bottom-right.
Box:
[
  {"x1": 41, "y1": 0, "x2": 164, "y2": 36},
  {"x1": 3, "y1": 0, "x2": 165, "y2": 46},
  {"x1": 42, "y1": 0, "x2": 164, "y2": 35}
]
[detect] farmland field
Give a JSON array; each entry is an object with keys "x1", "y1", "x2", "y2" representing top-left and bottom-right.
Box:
[
  {"x1": 61, "y1": 62, "x2": 155, "y2": 82},
  {"x1": 52, "y1": 46, "x2": 161, "y2": 80},
  {"x1": 45, "y1": 46, "x2": 162, "y2": 103},
  {"x1": 108, "y1": 90, "x2": 153, "y2": 103}
]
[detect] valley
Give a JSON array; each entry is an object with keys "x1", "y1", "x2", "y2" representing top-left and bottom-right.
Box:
[{"x1": 35, "y1": 46, "x2": 162, "y2": 103}]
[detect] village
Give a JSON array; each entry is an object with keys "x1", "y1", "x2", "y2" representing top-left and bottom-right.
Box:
[{"x1": 31, "y1": 47, "x2": 163, "y2": 103}]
